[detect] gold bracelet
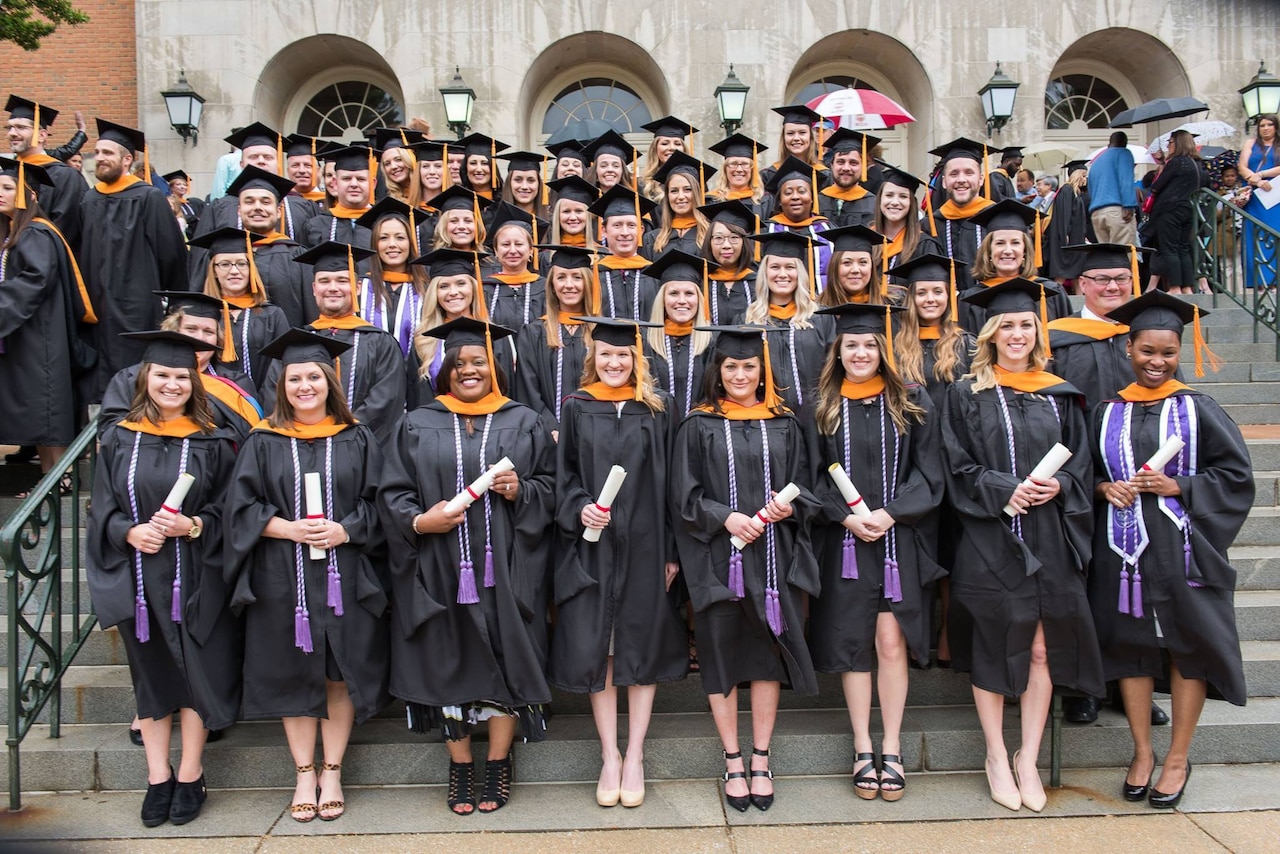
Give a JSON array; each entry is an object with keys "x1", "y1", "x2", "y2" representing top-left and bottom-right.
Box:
[{"x1": 411, "y1": 514, "x2": 424, "y2": 535}]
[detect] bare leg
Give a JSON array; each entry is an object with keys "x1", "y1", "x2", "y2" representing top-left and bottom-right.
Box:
[
  {"x1": 138, "y1": 713, "x2": 174, "y2": 784},
  {"x1": 1154, "y1": 663, "x2": 1206, "y2": 794},
  {"x1": 876, "y1": 612, "x2": 909, "y2": 792},
  {"x1": 841, "y1": 670, "x2": 876, "y2": 794},
  {"x1": 974, "y1": 686, "x2": 1017, "y2": 803},
  {"x1": 622, "y1": 683, "x2": 656, "y2": 793},
  {"x1": 589, "y1": 656, "x2": 622, "y2": 797},
  {"x1": 282, "y1": 716, "x2": 319, "y2": 813},
  {"x1": 318, "y1": 680, "x2": 354, "y2": 818},
  {"x1": 708, "y1": 687, "x2": 746, "y2": 799},
  {"x1": 1015, "y1": 622, "x2": 1052, "y2": 808},
  {"x1": 36, "y1": 445, "x2": 65, "y2": 475},
  {"x1": 175, "y1": 708, "x2": 208, "y2": 783},
  {"x1": 1119, "y1": 676, "x2": 1156, "y2": 786},
  {"x1": 445, "y1": 735, "x2": 474, "y2": 815},
  {"x1": 749, "y1": 681, "x2": 780, "y2": 798},
  {"x1": 478, "y1": 715, "x2": 518, "y2": 811}
]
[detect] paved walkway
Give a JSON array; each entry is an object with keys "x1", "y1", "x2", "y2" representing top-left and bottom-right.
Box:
[{"x1": 3, "y1": 764, "x2": 1279, "y2": 852}]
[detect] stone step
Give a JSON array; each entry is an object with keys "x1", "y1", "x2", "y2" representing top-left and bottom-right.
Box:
[
  {"x1": 1230, "y1": 545, "x2": 1280, "y2": 590},
  {"x1": 1211, "y1": 342, "x2": 1280, "y2": 362},
  {"x1": 1243, "y1": 640, "x2": 1280, "y2": 696},
  {"x1": 1236, "y1": 590, "x2": 1280, "y2": 641},
  {"x1": 1223, "y1": 404, "x2": 1280, "y2": 425},
  {"x1": 1233, "y1": 506, "x2": 1280, "y2": 547},
  {"x1": 5, "y1": 697, "x2": 1278, "y2": 795},
  {"x1": 1193, "y1": 382, "x2": 1280, "y2": 405},
  {"x1": 1252, "y1": 471, "x2": 1280, "y2": 506},
  {"x1": 1246, "y1": 438, "x2": 1280, "y2": 470}
]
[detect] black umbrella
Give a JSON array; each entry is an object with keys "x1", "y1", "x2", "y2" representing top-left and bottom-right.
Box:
[{"x1": 1110, "y1": 97, "x2": 1210, "y2": 128}]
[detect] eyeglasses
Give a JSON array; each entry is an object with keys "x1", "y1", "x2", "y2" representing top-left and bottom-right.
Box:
[
  {"x1": 1080, "y1": 273, "x2": 1132, "y2": 286},
  {"x1": 710, "y1": 235, "x2": 743, "y2": 246},
  {"x1": 213, "y1": 260, "x2": 251, "y2": 272}
]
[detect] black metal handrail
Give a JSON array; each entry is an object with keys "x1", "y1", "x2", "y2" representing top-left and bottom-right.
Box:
[
  {"x1": 1191, "y1": 187, "x2": 1280, "y2": 358},
  {"x1": 2, "y1": 419, "x2": 98, "y2": 811}
]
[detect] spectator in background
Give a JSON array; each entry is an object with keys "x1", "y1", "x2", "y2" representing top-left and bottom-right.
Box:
[
  {"x1": 209, "y1": 130, "x2": 243, "y2": 200},
  {"x1": 1238, "y1": 113, "x2": 1280, "y2": 291},
  {"x1": 1015, "y1": 168, "x2": 1037, "y2": 205},
  {"x1": 47, "y1": 109, "x2": 88, "y2": 164},
  {"x1": 1032, "y1": 175, "x2": 1058, "y2": 213},
  {"x1": 1212, "y1": 165, "x2": 1245, "y2": 285},
  {"x1": 1089, "y1": 131, "x2": 1139, "y2": 245},
  {"x1": 1148, "y1": 130, "x2": 1208, "y2": 295},
  {"x1": 1043, "y1": 166, "x2": 1090, "y2": 287}
]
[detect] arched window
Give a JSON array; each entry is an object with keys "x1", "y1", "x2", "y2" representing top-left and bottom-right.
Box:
[
  {"x1": 542, "y1": 78, "x2": 654, "y2": 136},
  {"x1": 791, "y1": 75, "x2": 880, "y2": 106},
  {"x1": 1045, "y1": 75, "x2": 1129, "y2": 130},
  {"x1": 297, "y1": 81, "x2": 404, "y2": 141}
]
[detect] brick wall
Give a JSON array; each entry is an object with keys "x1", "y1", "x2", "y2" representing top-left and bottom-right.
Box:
[{"x1": 0, "y1": 0, "x2": 137, "y2": 141}]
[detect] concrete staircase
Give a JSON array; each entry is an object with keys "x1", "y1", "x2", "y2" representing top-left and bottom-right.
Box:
[{"x1": 3, "y1": 294, "x2": 1280, "y2": 801}]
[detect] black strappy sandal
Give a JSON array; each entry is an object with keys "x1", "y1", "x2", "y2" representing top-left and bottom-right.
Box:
[
  {"x1": 447, "y1": 760, "x2": 476, "y2": 815},
  {"x1": 477, "y1": 754, "x2": 512, "y2": 813},
  {"x1": 853, "y1": 751, "x2": 879, "y2": 800},
  {"x1": 722, "y1": 750, "x2": 749, "y2": 812},
  {"x1": 749, "y1": 747, "x2": 774, "y2": 811},
  {"x1": 879, "y1": 753, "x2": 906, "y2": 802}
]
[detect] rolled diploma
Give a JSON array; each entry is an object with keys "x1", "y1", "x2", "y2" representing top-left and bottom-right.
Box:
[
  {"x1": 1140, "y1": 436, "x2": 1185, "y2": 473},
  {"x1": 160, "y1": 472, "x2": 195, "y2": 514},
  {"x1": 444, "y1": 456, "x2": 515, "y2": 514},
  {"x1": 304, "y1": 472, "x2": 326, "y2": 560},
  {"x1": 828, "y1": 463, "x2": 873, "y2": 519},
  {"x1": 583, "y1": 465, "x2": 627, "y2": 542},
  {"x1": 1003, "y1": 442, "x2": 1073, "y2": 517},
  {"x1": 731, "y1": 482, "x2": 802, "y2": 550}
]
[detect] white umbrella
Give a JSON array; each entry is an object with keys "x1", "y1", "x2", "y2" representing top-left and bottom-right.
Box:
[
  {"x1": 1087, "y1": 144, "x2": 1157, "y2": 165},
  {"x1": 1019, "y1": 141, "x2": 1084, "y2": 173},
  {"x1": 1147, "y1": 121, "x2": 1239, "y2": 154}
]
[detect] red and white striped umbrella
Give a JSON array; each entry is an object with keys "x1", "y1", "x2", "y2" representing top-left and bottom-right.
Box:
[{"x1": 806, "y1": 88, "x2": 916, "y2": 130}]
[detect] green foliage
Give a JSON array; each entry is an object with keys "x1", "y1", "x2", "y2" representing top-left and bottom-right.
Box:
[{"x1": 0, "y1": 0, "x2": 90, "y2": 51}]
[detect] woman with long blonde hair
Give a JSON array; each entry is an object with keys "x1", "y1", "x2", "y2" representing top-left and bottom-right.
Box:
[
  {"x1": 545, "y1": 175, "x2": 599, "y2": 252},
  {"x1": 643, "y1": 251, "x2": 713, "y2": 417},
  {"x1": 961, "y1": 200, "x2": 1071, "y2": 333},
  {"x1": 942, "y1": 279, "x2": 1103, "y2": 813},
  {"x1": 428, "y1": 186, "x2": 492, "y2": 252},
  {"x1": 374, "y1": 129, "x2": 425, "y2": 204},
  {"x1": 809, "y1": 303, "x2": 941, "y2": 802}
]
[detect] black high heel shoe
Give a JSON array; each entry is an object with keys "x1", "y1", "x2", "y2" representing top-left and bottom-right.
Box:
[
  {"x1": 1149, "y1": 761, "x2": 1192, "y2": 809},
  {"x1": 1123, "y1": 753, "x2": 1157, "y2": 802},
  {"x1": 749, "y1": 747, "x2": 774, "y2": 811},
  {"x1": 722, "y1": 750, "x2": 750, "y2": 813}
]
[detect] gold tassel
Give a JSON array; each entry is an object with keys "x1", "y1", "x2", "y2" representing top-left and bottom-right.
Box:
[
  {"x1": 1130, "y1": 245, "x2": 1142, "y2": 298},
  {"x1": 347, "y1": 245, "x2": 359, "y2": 315},
  {"x1": 751, "y1": 141, "x2": 762, "y2": 196},
  {"x1": 484, "y1": 323, "x2": 497, "y2": 392},
  {"x1": 540, "y1": 153, "x2": 549, "y2": 208},
  {"x1": 1039, "y1": 282, "x2": 1050, "y2": 358},
  {"x1": 474, "y1": 255, "x2": 488, "y2": 320},
  {"x1": 399, "y1": 129, "x2": 417, "y2": 171},
  {"x1": 1192, "y1": 306, "x2": 1221, "y2": 377},
  {"x1": 244, "y1": 231, "x2": 265, "y2": 297},
  {"x1": 982, "y1": 142, "x2": 990, "y2": 200},
  {"x1": 490, "y1": 138, "x2": 498, "y2": 191},
  {"x1": 275, "y1": 132, "x2": 284, "y2": 177},
  {"x1": 531, "y1": 218, "x2": 540, "y2": 272},
  {"x1": 1034, "y1": 209, "x2": 1043, "y2": 268},
  {"x1": 949, "y1": 258, "x2": 958, "y2": 323},
  {"x1": 861, "y1": 134, "x2": 868, "y2": 183},
  {"x1": 15, "y1": 160, "x2": 26, "y2": 210},
  {"x1": 761, "y1": 331, "x2": 783, "y2": 411},
  {"x1": 809, "y1": 169, "x2": 820, "y2": 218},
  {"x1": 926, "y1": 187, "x2": 937, "y2": 236},
  {"x1": 368, "y1": 147, "x2": 378, "y2": 190},
  {"x1": 632, "y1": 326, "x2": 645, "y2": 402},
  {"x1": 142, "y1": 144, "x2": 151, "y2": 190},
  {"x1": 884, "y1": 303, "x2": 896, "y2": 371},
  {"x1": 220, "y1": 299, "x2": 236, "y2": 363},
  {"x1": 807, "y1": 244, "x2": 816, "y2": 300},
  {"x1": 442, "y1": 144, "x2": 451, "y2": 190},
  {"x1": 591, "y1": 262, "x2": 603, "y2": 314}
]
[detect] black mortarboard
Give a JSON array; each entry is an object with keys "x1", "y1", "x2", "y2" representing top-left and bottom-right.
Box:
[
  {"x1": 227, "y1": 164, "x2": 294, "y2": 200},
  {"x1": 408, "y1": 140, "x2": 446, "y2": 161},
  {"x1": 155, "y1": 290, "x2": 225, "y2": 321},
  {"x1": 582, "y1": 130, "x2": 639, "y2": 165},
  {"x1": 641, "y1": 116, "x2": 698, "y2": 139},
  {"x1": 1105, "y1": 290, "x2": 1202, "y2": 332},
  {"x1": 821, "y1": 224, "x2": 887, "y2": 254},
  {"x1": 763, "y1": 155, "x2": 819, "y2": 196},
  {"x1": 0, "y1": 156, "x2": 52, "y2": 189},
  {"x1": 698, "y1": 199, "x2": 757, "y2": 233},
  {"x1": 162, "y1": 170, "x2": 190, "y2": 183},
  {"x1": 5, "y1": 95, "x2": 56, "y2": 127},
  {"x1": 1064, "y1": 242, "x2": 1152, "y2": 273},
  {"x1": 709, "y1": 133, "x2": 767, "y2": 160},
  {"x1": 968, "y1": 198, "x2": 1038, "y2": 232},
  {"x1": 224, "y1": 122, "x2": 282, "y2": 152},
  {"x1": 816, "y1": 302, "x2": 902, "y2": 336},
  {"x1": 409, "y1": 246, "x2": 485, "y2": 279},
  {"x1": 1001, "y1": 146, "x2": 1025, "y2": 159},
  {"x1": 424, "y1": 316, "x2": 517, "y2": 349},
  {"x1": 826, "y1": 127, "x2": 882, "y2": 153},
  {"x1": 326, "y1": 144, "x2": 376, "y2": 173},
  {"x1": 372, "y1": 127, "x2": 427, "y2": 153},
  {"x1": 120, "y1": 330, "x2": 214, "y2": 369},
  {"x1": 535, "y1": 244, "x2": 601, "y2": 270},
  {"x1": 546, "y1": 139, "x2": 588, "y2": 164},
  {"x1": 652, "y1": 150, "x2": 717, "y2": 186},
  {"x1": 886, "y1": 252, "x2": 953, "y2": 283},
  {"x1": 960, "y1": 276, "x2": 1044, "y2": 315},
  {"x1": 293, "y1": 241, "x2": 375, "y2": 273},
  {"x1": 487, "y1": 200, "x2": 549, "y2": 240},
  {"x1": 496, "y1": 150, "x2": 546, "y2": 172},
  {"x1": 644, "y1": 249, "x2": 716, "y2": 284},
  {"x1": 95, "y1": 118, "x2": 145, "y2": 154},
  {"x1": 547, "y1": 175, "x2": 598, "y2": 207},
  {"x1": 878, "y1": 161, "x2": 923, "y2": 193},
  {"x1": 575, "y1": 315, "x2": 662, "y2": 347},
  {"x1": 744, "y1": 229, "x2": 816, "y2": 260},
  {"x1": 701, "y1": 324, "x2": 767, "y2": 359},
  {"x1": 771, "y1": 104, "x2": 822, "y2": 125},
  {"x1": 284, "y1": 133, "x2": 333, "y2": 159},
  {"x1": 430, "y1": 184, "x2": 493, "y2": 214},
  {"x1": 355, "y1": 195, "x2": 431, "y2": 231},
  {"x1": 588, "y1": 184, "x2": 658, "y2": 220},
  {"x1": 1064, "y1": 159, "x2": 1090, "y2": 174},
  {"x1": 187, "y1": 226, "x2": 258, "y2": 256},
  {"x1": 929, "y1": 136, "x2": 988, "y2": 164},
  {"x1": 456, "y1": 133, "x2": 510, "y2": 158},
  {"x1": 260, "y1": 328, "x2": 351, "y2": 366}
]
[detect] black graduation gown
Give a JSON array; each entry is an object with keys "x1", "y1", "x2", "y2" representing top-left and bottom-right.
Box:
[
  {"x1": 957, "y1": 277, "x2": 1073, "y2": 336},
  {"x1": 818, "y1": 188, "x2": 876, "y2": 227},
  {"x1": 378, "y1": 400, "x2": 556, "y2": 712},
  {"x1": 1088, "y1": 391, "x2": 1253, "y2": 705},
  {"x1": 404, "y1": 335, "x2": 517, "y2": 412},
  {"x1": 87, "y1": 423, "x2": 242, "y2": 729},
  {"x1": 648, "y1": 334, "x2": 709, "y2": 419},
  {"x1": 596, "y1": 263, "x2": 659, "y2": 321},
  {"x1": 252, "y1": 237, "x2": 316, "y2": 327},
  {"x1": 641, "y1": 229, "x2": 701, "y2": 261},
  {"x1": 227, "y1": 303, "x2": 290, "y2": 390},
  {"x1": 484, "y1": 276, "x2": 547, "y2": 332},
  {"x1": 762, "y1": 313, "x2": 835, "y2": 417},
  {"x1": 550, "y1": 390, "x2": 687, "y2": 692},
  {"x1": 922, "y1": 213, "x2": 982, "y2": 294},
  {"x1": 304, "y1": 212, "x2": 371, "y2": 250},
  {"x1": 513, "y1": 320, "x2": 589, "y2": 432},
  {"x1": 918, "y1": 332, "x2": 975, "y2": 411},
  {"x1": 98, "y1": 365, "x2": 262, "y2": 442},
  {"x1": 670, "y1": 409, "x2": 821, "y2": 696},
  {"x1": 988, "y1": 171, "x2": 1016, "y2": 203},
  {"x1": 1048, "y1": 317, "x2": 1133, "y2": 411},
  {"x1": 178, "y1": 196, "x2": 205, "y2": 240},
  {"x1": 705, "y1": 272, "x2": 756, "y2": 326},
  {"x1": 1044, "y1": 186, "x2": 1088, "y2": 280},
  {"x1": 941, "y1": 377, "x2": 1105, "y2": 698},
  {"x1": 80, "y1": 180, "x2": 188, "y2": 400},
  {"x1": 29, "y1": 156, "x2": 86, "y2": 250},
  {"x1": 0, "y1": 220, "x2": 78, "y2": 444},
  {"x1": 225, "y1": 423, "x2": 390, "y2": 723},
  {"x1": 809, "y1": 389, "x2": 946, "y2": 671},
  {"x1": 259, "y1": 321, "x2": 406, "y2": 446}
]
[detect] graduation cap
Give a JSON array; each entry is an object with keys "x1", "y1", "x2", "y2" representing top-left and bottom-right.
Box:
[
  {"x1": 284, "y1": 133, "x2": 330, "y2": 159},
  {"x1": 763, "y1": 156, "x2": 822, "y2": 217},
  {"x1": 698, "y1": 323, "x2": 785, "y2": 410},
  {"x1": 816, "y1": 302, "x2": 905, "y2": 369},
  {"x1": 877, "y1": 162, "x2": 924, "y2": 194},
  {"x1": 162, "y1": 170, "x2": 188, "y2": 184},
  {"x1": 260, "y1": 327, "x2": 351, "y2": 366},
  {"x1": 1105, "y1": 290, "x2": 1219, "y2": 377},
  {"x1": 496, "y1": 150, "x2": 546, "y2": 173},
  {"x1": 372, "y1": 127, "x2": 427, "y2": 154},
  {"x1": 1064, "y1": 159, "x2": 1090, "y2": 174},
  {"x1": 487, "y1": 200, "x2": 548, "y2": 241},
  {"x1": 293, "y1": 241, "x2": 376, "y2": 313},
  {"x1": 120, "y1": 330, "x2": 215, "y2": 369},
  {"x1": 969, "y1": 198, "x2": 1045, "y2": 266},
  {"x1": 546, "y1": 138, "x2": 588, "y2": 165},
  {"x1": 644, "y1": 249, "x2": 716, "y2": 284},
  {"x1": 962, "y1": 276, "x2": 1052, "y2": 354},
  {"x1": 588, "y1": 183, "x2": 657, "y2": 221},
  {"x1": 356, "y1": 196, "x2": 432, "y2": 257},
  {"x1": 652, "y1": 150, "x2": 717, "y2": 187},
  {"x1": 5, "y1": 95, "x2": 56, "y2": 127},
  {"x1": 709, "y1": 132, "x2": 767, "y2": 160},
  {"x1": 1064, "y1": 242, "x2": 1151, "y2": 299},
  {"x1": 825, "y1": 128, "x2": 881, "y2": 182},
  {"x1": 745, "y1": 229, "x2": 816, "y2": 260},
  {"x1": 430, "y1": 184, "x2": 492, "y2": 215},
  {"x1": 227, "y1": 164, "x2": 295, "y2": 201},
  {"x1": 698, "y1": 199, "x2": 758, "y2": 233},
  {"x1": 535, "y1": 243, "x2": 601, "y2": 270},
  {"x1": 155, "y1": 289, "x2": 237, "y2": 362},
  {"x1": 641, "y1": 115, "x2": 699, "y2": 141},
  {"x1": 546, "y1": 175, "x2": 598, "y2": 207},
  {"x1": 1000, "y1": 146, "x2": 1025, "y2": 160},
  {"x1": 408, "y1": 139, "x2": 447, "y2": 161},
  {"x1": 95, "y1": 118, "x2": 146, "y2": 154},
  {"x1": 822, "y1": 224, "x2": 887, "y2": 255},
  {"x1": 225, "y1": 122, "x2": 282, "y2": 153},
  {"x1": 771, "y1": 104, "x2": 821, "y2": 126},
  {"x1": 582, "y1": 130, "x2": 639, "y2": 166},
  {"x1": 457, "y1": 132, "x2": 510, "y2": 158},
  {"x1": 326, "y1": 144, "x2": 377, "y2": 175},
  {"x1": 0, "y1": 156, "x2": 52, "y2": 211}
]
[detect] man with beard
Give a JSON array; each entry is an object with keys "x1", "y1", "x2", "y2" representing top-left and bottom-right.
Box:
[
  {"x1": 922, "y1": 137, "x2": 995, "y2": 294},
  {"x1": 817, "y1": 128, "x2": 879, "y2": 227}
]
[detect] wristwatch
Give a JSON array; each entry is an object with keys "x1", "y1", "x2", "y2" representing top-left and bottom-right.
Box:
[{"x1": 186, "y1": 517, "x2": 203, "y2": 541}]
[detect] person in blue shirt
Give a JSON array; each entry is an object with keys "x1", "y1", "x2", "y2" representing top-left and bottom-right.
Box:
[{"x1": 1088, "y1": 132, "x2": 1138, "y2": 246}]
